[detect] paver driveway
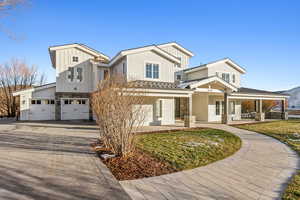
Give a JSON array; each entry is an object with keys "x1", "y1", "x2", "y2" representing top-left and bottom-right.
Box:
[
  {"x1": 0, "y1": 125, "x2": 131, "y2": 200},
  {"x1": 121, "y1": 124, "x2": 299, "y2": 200}
]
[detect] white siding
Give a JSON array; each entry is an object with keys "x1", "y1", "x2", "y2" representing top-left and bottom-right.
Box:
[
  {"x1": 126, "y1": 51, "x2": 176, "y2": 82},
  {"x1": 158, "y1": 45, "x2": 190, "y2": 69},
  {"x1": 185, "y1": 69, "x2": 208, "y2": 81},
  {"x1": 55, "y1": 47, "x2": 95, "y2": 93},
  {"x1": 192, "y1": 93, "x2": 208, "y2": 121},
  {"x1": 207, "y1": 62, "x2": 242, "y2": 88}
]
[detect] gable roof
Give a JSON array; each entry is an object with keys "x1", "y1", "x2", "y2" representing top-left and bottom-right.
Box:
[
  {"x1": 156, "y1": 42, "x2": 194, "y2": 57},
  {"x1": 13, "y1": 83, "x2": 56, "y2": 96},
  {"x1": 48, "y1": 43, "x2": 110, "y2": 68},
  {"x1": 178, "y1": 76, "x2": 238, "y2": 91},
  {"x1": 109, "y1": 44, "x2": 181, "y2": 66},
  {"x1": 184, "y1": 58, "x2": 246, "y2": 74}
]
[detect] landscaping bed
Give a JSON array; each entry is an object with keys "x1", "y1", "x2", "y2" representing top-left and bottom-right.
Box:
[
  {"x1": 235, "y1": 120, "x2": 300, "y2": 200},
  {"x1": 94, "y1": 128, "x2": 241, "y2": 181}
]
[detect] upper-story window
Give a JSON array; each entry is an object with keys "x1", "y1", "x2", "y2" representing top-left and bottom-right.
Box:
[
  {"x1": 73, "y1": 56, "x2": 79, "y2": 62},
  {"x1": 221, "y1": 73, "x2": 230, "y2": 83},
  {"x1": 145, "y1": 63, "x2": 159, "y2": 79},
  {"x1": 176, "y1": 74, "x2": 181, "y2": 80},
  {"x1": 67, "y1": 67, "x2": 74, "y2": 82},
  {"x1": 77, "y1": 67, "x2": 83, "y2": 82},
  {"x1": 232, "y1": 74, "x2": 236, "y2": 83}
]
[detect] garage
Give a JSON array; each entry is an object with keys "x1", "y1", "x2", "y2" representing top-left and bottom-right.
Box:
[
  {"x1": 61, "y1": 98, "x2": 89, "y2": 120},
  {"x1": 28, "y1": 99, "x2": 55, "y2": 120}
]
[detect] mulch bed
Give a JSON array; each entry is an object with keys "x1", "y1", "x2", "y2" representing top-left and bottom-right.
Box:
[{"x1": 93, "y1": 143, "x2": 177, "y2": 181}]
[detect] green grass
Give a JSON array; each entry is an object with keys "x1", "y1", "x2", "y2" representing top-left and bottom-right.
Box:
[
  {"x1": 135, "y1": 128, "x2": 241, "y2": 170},
  {"x1": 235, "y1": 120, "x2": 300, "y2": 200}
]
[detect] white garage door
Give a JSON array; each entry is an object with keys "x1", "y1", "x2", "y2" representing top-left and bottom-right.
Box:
[
  {"x1": 29, "y1": 99, "x2": 55, "y2": 120},
  {"x1": 61, "y1": 98, "x2": 89, "y2": 120}
]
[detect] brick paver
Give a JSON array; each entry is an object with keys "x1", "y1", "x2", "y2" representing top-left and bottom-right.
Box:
[
  {"x1": 0, "y1": 125, "x2": 131, "y2": 200},
  {"x1": 121, "y1": 124, "x2": 299, "y2": 200}
]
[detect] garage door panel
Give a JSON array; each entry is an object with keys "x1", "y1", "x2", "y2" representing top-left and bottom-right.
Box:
[{"x1": 29, "y1": 105, "x2": 55, "y2": 120}]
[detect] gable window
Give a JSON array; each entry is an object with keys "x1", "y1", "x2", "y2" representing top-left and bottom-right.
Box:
[
  {"x1": 221, "y1": 73, "x2": 230, "y2": 83},
  {"x1": 73, "y1": 56, "x2": 79, "y2": 62},
  {"x1": 67, "y1": 67, "x2": 75, "y2": 82},
  {"x1": 216, "y1": 101, "x2": 220, "y2": 115},
  {"x1": 145, "y1": 63, "x2": 159, "y2": 79},
  {"x1": 77, "y1": 67, "x2": 83, "y2": 82}
]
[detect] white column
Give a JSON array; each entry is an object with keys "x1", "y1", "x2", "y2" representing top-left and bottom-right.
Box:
[
  {"x1": 222, "y1": 93, "x2": 229, "y2": 124},
  {"x1": 184, "y1": 95, "x2": 194, "y2": 127}
]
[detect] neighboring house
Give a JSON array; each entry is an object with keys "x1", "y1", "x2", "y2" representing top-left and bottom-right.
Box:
[{"x1": 13, "y1": 42, "x2": 289, "y2": 125}]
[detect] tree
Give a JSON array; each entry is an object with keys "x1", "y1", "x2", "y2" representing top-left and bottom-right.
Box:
[
  {"x1": 0, "y1": 58, "x2": 45, "y2": 117},
  {"x1": 242, "y1": 100, "x2": 277, "y2": 113},
  {"x1": 92, "y1": 76, "x2": 147, "y2": 157}
]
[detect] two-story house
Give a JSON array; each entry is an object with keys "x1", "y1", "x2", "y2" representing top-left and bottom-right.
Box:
[{"x1": 13, "y1": 42, "x2": 289, "y2": 125}]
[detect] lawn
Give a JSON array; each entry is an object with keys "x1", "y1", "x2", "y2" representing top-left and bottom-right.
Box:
[
  {"x1": 100, "y1": 128, "x2": 241, "y2": 180},
  {"x1": 136, "y1": 128, "x2": 242, "y2": 170},
  {"x1": 235, "y1": 120, "x2": 300, "y2": 200}
]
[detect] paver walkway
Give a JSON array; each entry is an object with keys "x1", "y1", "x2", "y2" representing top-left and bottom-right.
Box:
[
  {"x1": 0, "y1": 125, "x2": 131, "y2": 200},
  {"x1": 121, "y1": 124, "x2": 299, "y2": 200}
]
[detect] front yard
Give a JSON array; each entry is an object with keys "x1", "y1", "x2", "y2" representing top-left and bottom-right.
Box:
[
  {"x1": 235, "y1": 120, "x2": 300, "y2": 200},
  {"x1": 100, "y1": 128, "x2": 241, "y2": 180}
]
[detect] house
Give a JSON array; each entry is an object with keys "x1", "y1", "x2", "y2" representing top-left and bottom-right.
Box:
[{"x1": 13, "y1": 42, "x2": 289, "y2": 125}]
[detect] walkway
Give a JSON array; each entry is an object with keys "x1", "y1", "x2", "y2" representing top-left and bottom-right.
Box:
[
  {"x1": 0, "y1": 125, "x2": 131, "y2": 200},
  {"x1": 121, "y1": 124, "x2": 299, "y2": 200}
]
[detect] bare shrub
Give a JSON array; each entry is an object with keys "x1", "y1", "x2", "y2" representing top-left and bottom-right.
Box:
[{"x1": 92, "y1": 75, "x2": 147, "y2": 157}]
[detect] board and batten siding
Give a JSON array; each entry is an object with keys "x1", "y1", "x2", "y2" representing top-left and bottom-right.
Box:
[
  {"x1": 207, "y1": 62, "x2": 242, "y2": 88},
  {"x1": 158, "y1": 45, "x2": 190, "y2": 69},
  {"x1": 126, "y1": 51, "x2": 176, "y2": 82},
  {"x1": 55, "y1": 47, "x2": 95, "y2": 93}
]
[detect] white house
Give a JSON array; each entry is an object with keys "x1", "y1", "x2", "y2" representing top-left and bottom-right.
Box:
[{"x1": 13, "y1": 42, "x2": 289, "y2": 125}]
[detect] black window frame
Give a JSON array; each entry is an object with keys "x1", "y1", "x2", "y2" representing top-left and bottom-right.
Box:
[{"x1": 72, "y1": 56, "x2": 79, "y2": 62}]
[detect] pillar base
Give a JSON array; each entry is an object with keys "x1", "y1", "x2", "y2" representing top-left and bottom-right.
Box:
[
  {"x1": 282, "y1": 112, "x2": 289, "y2": 120},
  {"x1": 184, "y1": 115, "x2": 195, "y2": 127},
  {"x1": 255, "y1": 112, "x2": 265, "y2": 121},
  {"x1": 222, "y1": 114, "x2": 231, "y2": 124}
]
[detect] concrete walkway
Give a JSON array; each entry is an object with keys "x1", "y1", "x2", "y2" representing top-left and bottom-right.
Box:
[
  {"x1": 121, "y1": 124, "x2": 299, "y2": 200},
  {"x1": 0, "y1": 125, "x2": 131, "y2": 200}
]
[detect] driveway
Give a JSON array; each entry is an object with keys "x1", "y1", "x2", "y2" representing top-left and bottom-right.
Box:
[
  {"x1": 0, "y1": 125, "x2": 131, "y2": 200},
  {"x1": 121, "y1": 124, "x2": 299, "y2": 200}
]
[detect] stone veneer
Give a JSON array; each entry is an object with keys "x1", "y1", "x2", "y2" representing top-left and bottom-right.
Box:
[{"x1": 55, "y1": 92, "x2": 93, "y2": 120}]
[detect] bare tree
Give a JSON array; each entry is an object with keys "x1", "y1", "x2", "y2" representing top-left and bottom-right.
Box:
[
  {"x1": 0, "y1": 58, "x2": 45, "y2": 117},
  {"x1": 92, "y1": 75, "x2": 147, "y2": 157}
]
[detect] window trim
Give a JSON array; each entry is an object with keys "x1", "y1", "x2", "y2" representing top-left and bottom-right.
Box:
[
  {"x1": 144, "y1": 61, "x2": 160, "y2": 79},
  {"x1": 72, "y1": 56, "x2": 79, "y2": 62},
  {"x1": 216, "y1": 101, "x2": 220, "y2": 116}
]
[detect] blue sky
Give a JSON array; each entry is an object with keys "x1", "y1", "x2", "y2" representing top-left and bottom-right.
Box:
[{"x1": 0, "y1": 0, "x2": 299, "y2": 91}]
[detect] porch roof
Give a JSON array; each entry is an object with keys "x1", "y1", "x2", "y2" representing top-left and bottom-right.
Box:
[
  {"x1": 229, "y1": 87, "x2": 289, "y2": 100},
  {"x1": 234, "y1": 87, "x2": 289, "y2": 96}
]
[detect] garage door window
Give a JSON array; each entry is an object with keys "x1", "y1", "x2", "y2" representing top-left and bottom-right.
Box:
[{"x1": 31, "y1": 100, "x2": 36, "y2": 104}]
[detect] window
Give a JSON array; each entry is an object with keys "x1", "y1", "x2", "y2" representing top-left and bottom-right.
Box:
[
  {"x1": 50, "y1": 100, "x2": 55, "y2": 104},
  {"x1": 145, "y1": 63, "x2": 159, "y2": 79},
  {"x1": 146, "y1": 63, "x2": 152, "y2": 78},
  {"x1": 73, "y1": 56, "x2": 79, "y2": 62},
  {"x1": 221, "y1": 73, "x2": 230, "y2": 83},
  {"x1": 64, "y1": 100, "x2": 69, "y2": 105},
  {"x1": 22, "y1": 100, "x2": 26, "y2": 105},
  {"x1": 81, "y1": 100, "x2": 86, "y2": 105},
  {"x1": 45, "y1": 100, "x2": 50, "y2": 104},
  {"x1": 77, "y1": 67, "x2": 83, "y2": 82},
  {"x1": 232, "y1": 74, "x2": 236, "y2": 83},
  {"x1": 216, "y1": 101, "x2": 220, "y2": 115},
  {"x1": 176, "y1": 74, "x2": 181, "y2": 80},
  {"x1": 67, "y1": 67, "x2": 75, "y2": 82},
  {"x1": 153, "y1": 64, "x2": 159, "y2": 79},
  {"x1": 221, "y1": 101, "x2": 225, "y2": 114},
  {"x1": 104, "y1": 70, "x2": 109, "y2": 80},
  {"x1": 36, "y1": 100, "x2": 41, "y2": 105},
  {"x1": 122, "y1": 62, "x2": 126, "y2": 74},
  {"x1": 31, "y1": 100, "x2": 36, "y2": 105}
]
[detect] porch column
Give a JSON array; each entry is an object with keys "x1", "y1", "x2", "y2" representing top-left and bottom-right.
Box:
[
  {"x1": 184, "y1": 95, "x2": 194, "y2": 127},
  {"x1": 281, "y1": 99, "x2": 288, "y2": 120},
  {"x1": 222, "y1": 93, "x2": 229, "y2": 124},
  {"x1": 255, "y1": 99, "x2": 265, "y2": 121}
]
